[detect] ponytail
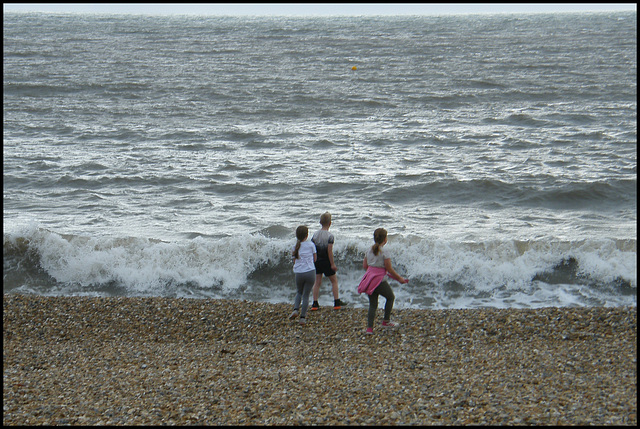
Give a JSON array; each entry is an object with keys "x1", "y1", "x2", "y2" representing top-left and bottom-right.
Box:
[
  {"x1": 293, "y1": 225, "x2": 309, "y2": 259},
  {"x1": 372, "y1": 243, "x2": 381, "y2": 256},
  {"x1": 372, "y1": 228, "x2": 387, "y2": 256}
]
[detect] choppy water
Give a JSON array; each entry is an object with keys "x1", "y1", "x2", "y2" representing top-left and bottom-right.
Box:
[{"x1": 3, "y1": 11, "x2": 636, "y2": 309}]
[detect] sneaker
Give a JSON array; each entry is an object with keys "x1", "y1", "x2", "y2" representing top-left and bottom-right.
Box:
[
  {"x1": 289, "y1": 310, "x2": 299, "y2": 320},
  {"x1": 333, "y1": 299, "x2": 345, "y2": 310},
  {"x1": 310, "y1": 301, "x2": 320, "y2": 311},
  {"x1": 381, "y1": 320, "x2": 398, "y2": 328},
  {"x1": 365, "y1": 327, "x2": 374, "y2": 335},
  {"x1": 299, "y1": 317, "x2": 306, "y2": 325}
]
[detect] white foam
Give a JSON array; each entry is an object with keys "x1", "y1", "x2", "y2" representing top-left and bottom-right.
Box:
[{"x1": 4, "y1": 224, "x2": 636, "y2": 308}]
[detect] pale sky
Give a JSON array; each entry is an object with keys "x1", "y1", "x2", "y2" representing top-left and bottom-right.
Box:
[{"x1": 3, "y1": 3, "x2": 637, "y2": 16}]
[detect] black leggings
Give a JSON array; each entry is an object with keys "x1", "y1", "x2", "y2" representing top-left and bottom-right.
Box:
[{"x1": 367, "y1": 280, "x2": 395, "y2": 328}]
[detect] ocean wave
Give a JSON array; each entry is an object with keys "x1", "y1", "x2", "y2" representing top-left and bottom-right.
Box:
[
  {"x1": 4, "y1": 225, "x2": 635, "y2": 308},
  {"x1": 378, "y1": 178, "x2": 636, "y2": 208}
]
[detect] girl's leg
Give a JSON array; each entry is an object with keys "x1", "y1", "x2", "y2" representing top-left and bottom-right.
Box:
[
  {"x1": 293, "y1": 273, "x2": 305, "y2": 310},
  {"x1": 376, "y1": 281, "x2": 395, "y2": 321},
  {"x1": 300, "y1": 271, "x2": 315, "y2": 318},
  {"x1": 367, "y1": 291, "x2": 380, "y2": 328}
]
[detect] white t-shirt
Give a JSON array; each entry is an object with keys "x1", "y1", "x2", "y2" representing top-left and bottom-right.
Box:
[
  {"x1": 366, "y1": 246, "x2": 390, "y2": 268},
  {"x1": 293, "y1": 241, "x2": 317, "y2": 273}
]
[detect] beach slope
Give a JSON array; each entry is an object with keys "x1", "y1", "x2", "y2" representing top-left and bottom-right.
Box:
[{"x1": 3, "y1": 295, "x2": 636, "y2": 425}]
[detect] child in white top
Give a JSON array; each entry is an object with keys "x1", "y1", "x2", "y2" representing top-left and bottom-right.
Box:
[{"x1": 290, "y1": 225, "x2": 317, "y2": 325}]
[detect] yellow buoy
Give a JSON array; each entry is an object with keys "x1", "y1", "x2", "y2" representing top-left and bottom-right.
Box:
[{"x1": 352, "y1": 66, "x2": 357, "y2": 71}]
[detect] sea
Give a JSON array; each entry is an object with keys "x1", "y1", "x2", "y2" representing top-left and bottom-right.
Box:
[{"x1": 3, "y1": 11, "x2": 636, "y2": 310}]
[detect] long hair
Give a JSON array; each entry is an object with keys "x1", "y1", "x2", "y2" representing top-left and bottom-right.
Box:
[
  {"x1": 372, "y1": 228, "x2": 387, "y2": 256},
  {"x1": 293, "y1": 225, "x2": 308, "y2": 259}
]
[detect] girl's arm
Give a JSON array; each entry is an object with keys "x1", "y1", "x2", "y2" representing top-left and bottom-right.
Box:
[
  {"x1": 384, "y1": 258, "x2": 409, "y2": 283},
  {"x1": 314, "y1": 252, "x2": 317, "y2": 263},
  {"x1": 363, "y1": 256, "x2": 369, "y2": 270}
]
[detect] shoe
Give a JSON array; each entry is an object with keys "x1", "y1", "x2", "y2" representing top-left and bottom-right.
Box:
[
  {"x1": 381, "y1": 320, "x2": 398, "y2": 328},
  {"x1": 299, "y1": 317, "x2": 306, "y2": 325},
  {"x1": 289, "y1": 310, "x2": 299, "y2": 320},
  {"x1": 333, "y1": 299, "x2": 344, "y2": 310},
  {"x1": 310, "y1": 301, "x2": 320, "y2": 311},
  {"x1": 365, "y1": 327, "x2": 374, "y2": 335}
]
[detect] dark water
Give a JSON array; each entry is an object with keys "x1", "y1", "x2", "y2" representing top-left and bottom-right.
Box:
[{"x1": 3, "y1": 11, "x2": 636, "y2": 309}]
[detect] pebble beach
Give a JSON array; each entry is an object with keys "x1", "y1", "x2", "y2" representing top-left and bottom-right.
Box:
[{"x1": 3, "y1": 294, "x2": 637, "y2": 425}]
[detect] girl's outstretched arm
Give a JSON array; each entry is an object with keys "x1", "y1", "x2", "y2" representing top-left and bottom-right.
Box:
[{"x1": 384, "y1": 258, "x2": 409, "y2": 283}]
